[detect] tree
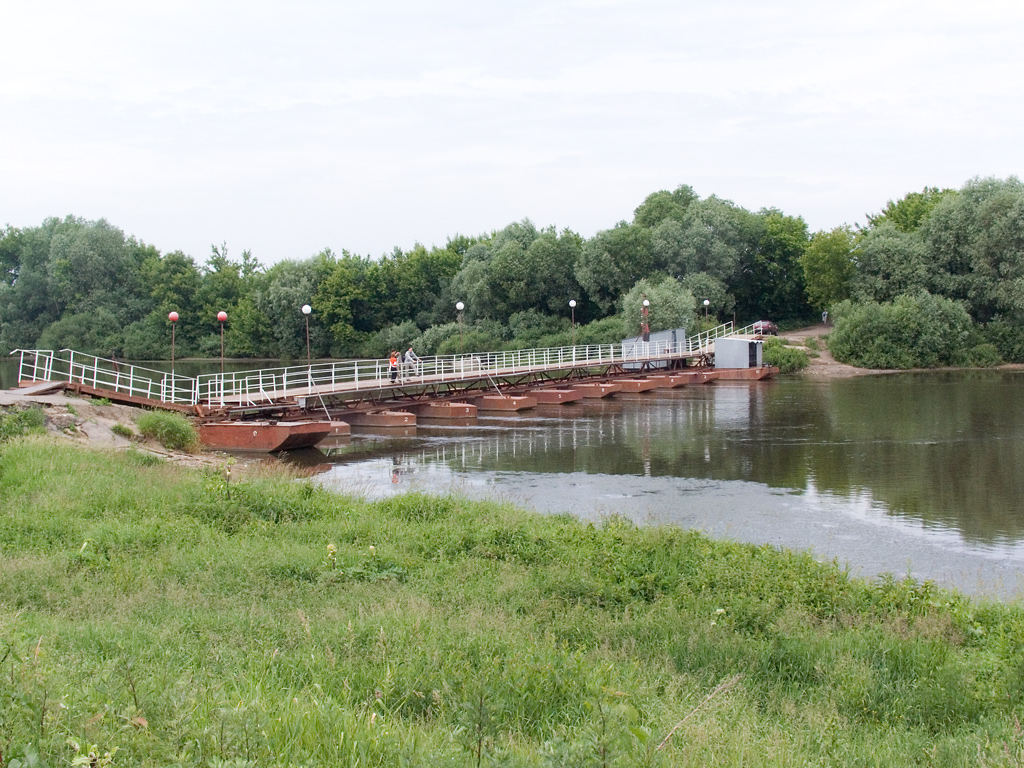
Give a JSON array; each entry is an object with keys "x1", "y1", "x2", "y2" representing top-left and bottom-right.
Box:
[
  {"x1": 485, "y1": 227, "x2": 583, "y2": 320},
  {"x1": 575, "y1": 222, "x2": 655, "y2": 314},
  {"x1": 922, "y1": 176, "x2": 1024, "y2": 323},
  {"x1": 619, "y1": 277, "x2": 695, "y2": 338},
  {"x1": 801, "y1": 226, "x2": 857, "y2": 311},
  {"x1": 852, "y1": 223, "x2": 930, "y2": 304},
  {"x1": 680, "y1": 272, "x2": 733, "y2": 319},
  {"x1": 866, "y1": 187, "x2": 957, "y2": 232},
  {"x1": 667, "y1": 197, "x2": 752, "y2": 281},
  {"x1": 256, "y1": 258, "x2": 328, "y2": 360},
  {"x1": 0, "y1": 223, "x2": 59, "y2": 350},
  {"x1": 313, "y1": 250, "x2": 382, "y2": 355},
  {"x1": 632, "y1": 185, "x2": 697, "y2": 228},
  {"x1": 732, "y1": 210, "x2": 810, "y2": 321}
]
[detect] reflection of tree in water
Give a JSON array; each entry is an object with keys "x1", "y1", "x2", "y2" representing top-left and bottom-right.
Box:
[
  {"x1": 413, "y1": 373, "x2": 1024, "y2": 547},
  {"x1": 818, "y1": 372, "x2": 1024, "y2": 545}
]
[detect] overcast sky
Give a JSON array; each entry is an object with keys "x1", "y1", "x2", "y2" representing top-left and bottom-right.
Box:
[{"x1": 2, "y1": 1, "x2": 1022, "y2": 264}]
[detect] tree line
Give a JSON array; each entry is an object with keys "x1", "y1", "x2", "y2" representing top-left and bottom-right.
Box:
[{"x1": 2, "y1": 176, "x2": 1022, "y2": 367}]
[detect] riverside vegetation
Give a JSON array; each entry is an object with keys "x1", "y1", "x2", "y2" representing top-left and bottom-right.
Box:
[{"x1": 3, "y1": 434, "x2": 1024, "y2": 766}]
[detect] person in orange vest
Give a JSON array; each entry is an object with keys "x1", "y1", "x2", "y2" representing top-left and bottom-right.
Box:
[{"x1": 389, "y1": 350, "x2": 399, "y2": 382}]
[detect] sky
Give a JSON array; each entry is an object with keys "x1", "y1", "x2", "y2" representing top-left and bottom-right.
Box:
[{"x1": 2, "y1": 0, "x2": 1023, "y2": 265}]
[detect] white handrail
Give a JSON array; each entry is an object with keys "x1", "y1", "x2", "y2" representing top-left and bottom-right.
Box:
[{"x1": 11, "y1": 325, "x2": 755, "y2": 409}]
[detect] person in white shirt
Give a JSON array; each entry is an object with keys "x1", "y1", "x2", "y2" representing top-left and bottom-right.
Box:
[{"x1": 404, "y1": 346, "x2": 420, "y2": 378}]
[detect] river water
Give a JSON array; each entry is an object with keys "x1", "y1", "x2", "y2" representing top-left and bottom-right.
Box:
[
  {"x1": 4, "y1": 354, "x2": 1023, "y2": 600},
  {"x1": 307, "y1": 371, "x2": 1024, "y2": 601}
]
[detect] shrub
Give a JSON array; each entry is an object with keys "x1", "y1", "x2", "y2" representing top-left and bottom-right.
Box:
[
  {"x1": 968, "y1": 343, "x2": 1002, "y2": 367},
  {"x1": 761, "y1": 337, "x2": 809, "y2": 373},
  {"x1": 111, "y1": 422, "x2": 135, "y2": 439},
  {"x1": 136, "y1": 410, "x2": 198, "y2": 451},
  {"x1": 366, "y1": 320, "x2": 422, "y2": 358},
  {"x1": 436, "y1": 329, "x2": 503, "y2": 356},
  {"x1": 411, "y1": 322, "x2": 459, "y2": 356},
  {"x1": 0, "y1": 407, "x2": 46, "y2": 443},
  {"x1": 827, "y1": 293, "x2": 973, "y2": 369},
  {"x1": 575, "y1": 316, "x2": 627, "y2": 346},
  {"x1": 982, "y1": 319, "x2": 1024, "y2": 363}
]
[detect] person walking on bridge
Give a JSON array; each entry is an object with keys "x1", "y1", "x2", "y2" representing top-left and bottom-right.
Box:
[
  {"x1": 389, "y1": 350, "x2": 399, "y2": 382},
  {"x1": 404, "y1": 345, "x2": 420, "y2": 379}
]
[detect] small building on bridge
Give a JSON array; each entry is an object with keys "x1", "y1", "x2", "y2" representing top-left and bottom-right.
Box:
[{"x1": 714, "y1": 337, "x2": 763, "y2": 369}]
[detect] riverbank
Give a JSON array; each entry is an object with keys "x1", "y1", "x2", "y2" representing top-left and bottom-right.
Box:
[
  {"x1": 0, "y1": 388, "x2": 242, "y2": 471},
  {"x1": 2, "y1": 436, "x2": 1023, "y2": 766}
]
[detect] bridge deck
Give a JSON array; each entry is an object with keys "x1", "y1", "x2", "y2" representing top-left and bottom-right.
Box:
[{"x1": 11, "y1": 322, "x2": 762, "y2": 415}]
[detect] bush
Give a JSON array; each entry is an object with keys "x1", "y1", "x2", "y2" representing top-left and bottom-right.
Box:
[
  {"x1": 411, "y1": 322, "x2": 459, "y2": 356},
  {"x1": 968, "y1": 343, "x2": 1002, "y2": 367},
  {"x1": 982, "y1": 319, "x2": 1024, "y2": 363},
  {"x1": 436, "y1": 329, "x2": 503, "y2": 356},
  {"x1": 0, "y1": 407, "x2": 46, "y2": 443},
  {"x1": 827, "y1": 293, "x2": 973, "y2": 369},
  {"x1": 368, "y1": 320, "x2": 421, "y2": 357},
  {"x1": 111, "y1": 422, "x2": 135, "y2": 439},
  {"x1": 136, "y1": 410, "x2": 198, "y2": 451},
  {"x1": 575, "y1": 316, "x2": 628, "y2": 345},
  {"x1": 761, "y1": 337, "x2": 809, "y2": 373},
  {"x1": 508, "y1": 310, "x2": 567, "y2": 345}
]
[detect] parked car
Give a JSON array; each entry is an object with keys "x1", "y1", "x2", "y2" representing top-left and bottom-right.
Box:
[{"x1": 752, "y1": 320, "x2": 778, "y2": 336}]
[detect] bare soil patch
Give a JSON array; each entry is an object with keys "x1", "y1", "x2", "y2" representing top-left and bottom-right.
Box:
[
  {"x1": 0, "y1": 388, "x2": 239, "y2": 471},
  {"x1": 778, "y1": 323, "x2": 872, "y2": 379}
]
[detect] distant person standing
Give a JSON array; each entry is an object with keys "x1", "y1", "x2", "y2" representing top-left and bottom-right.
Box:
[
  {"x1": 822, "y1": 310, "x2": 828, "y2": 325},
  {"x1": 404, "y1": 345, "x2": 420, "y2": 378},
  {"x1": 389, "y1": 350, "x2": 399, "y2": 382}
]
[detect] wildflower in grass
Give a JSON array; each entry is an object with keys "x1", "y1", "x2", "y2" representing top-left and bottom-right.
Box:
[{"x1": 326, "y1": 543, "x2": 337, "y2": 569}]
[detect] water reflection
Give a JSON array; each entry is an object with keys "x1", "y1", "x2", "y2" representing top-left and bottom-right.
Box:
[{"x1": 308, "y1": 372, "x2": 1024, "y2": 599}]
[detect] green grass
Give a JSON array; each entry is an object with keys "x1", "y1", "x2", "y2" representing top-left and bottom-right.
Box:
[
  {"x1": 135, "y1": 410, "x2": 198, "y2": 451},
  {"x1": 111, "y1": 422, "x2": 135, "y2": 439},
  {"x1": 762, "y1": 336, "x2": 810, "y2": 373},
  {"x1": 1, "y1": 437, "x2": 1023, "y2": 766},
  {"x1": 0, "y1": 406, "x2": 46, "y2": 443}
]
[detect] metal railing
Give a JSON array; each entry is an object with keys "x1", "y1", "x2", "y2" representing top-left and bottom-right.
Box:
[
  {"x1": 194, "y1": 338, "x2": 686, "y2": 407},
  {"x1": 12, "y1": 321, "x2": 759, "y2": 409},
  {"x1": 12, "y1": 349, "x2": 197, "y2": 404}
]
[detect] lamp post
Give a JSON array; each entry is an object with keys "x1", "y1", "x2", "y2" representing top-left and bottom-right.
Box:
[
  {"x1": 301, "y1": 304, "x2": 312, "y2": 366},
  {"x1": 456, "y1": 301, "x2": 465, "y2": 352},
  {"x1": 703, "y1": 299, "x2": 710, "y2": 324},
  {"x1": 168, "y1": 311, "x2": 179, "y2": 376},
  {"x1": 217, "y1": 311, "x2": 227, "y2": 375},
  {"x1": 569, "y1": 299, "x2": 577, "y2": 347},
  {"x1": 641, "y1": 298, "x2": 650, "y2": 342}
]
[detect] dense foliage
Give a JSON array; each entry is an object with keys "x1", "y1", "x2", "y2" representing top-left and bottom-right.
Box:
[
  {"x1": 2, "y1": 175, "x2": 1024, "y2": 369},
  {"x1": 760, "y1": 336, "x2": 810, "y2": 373},
  {"x1": 2, "y1": 438, "x2": 1024, "y2": 766}
]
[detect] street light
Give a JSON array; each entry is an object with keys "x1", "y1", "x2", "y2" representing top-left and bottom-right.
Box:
[
  {"x1": 456, "y1": 301, "x2": 465, "y2": 352},
  {"x1": 217, "y1": 311, "x2": 227, "y2": 375},
  {"x1": 641, "y1": 298, "x2": 650, "y2": 342},
  {"x1": 301, "y1": 304, "x2": 312, "y2": 366},
  {"x1": 168, "y1": 311, "x2": 179, "y2": 376},
  {"x1": 569, "y1": 299, "x2": 577, "y2": 347},
  {"x1": 703, "y1": 299, "x2": 710, "y2": 324}
]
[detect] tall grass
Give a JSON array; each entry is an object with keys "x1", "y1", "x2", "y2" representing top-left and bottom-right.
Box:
[
  {"x1": 136, "y1": 410, "x2": 198, "y2": 451},
  {"x1": 1, "y1": 438, "x2": 1023, "y2": 766}
]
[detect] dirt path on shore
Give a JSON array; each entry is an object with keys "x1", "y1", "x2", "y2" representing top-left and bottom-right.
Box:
[
  {"x1": 0, "y1": 388, "x2": 236, "y2": 470},
  {"x1": 777, "y1": 323, "x2": 869, "y2": 379}
]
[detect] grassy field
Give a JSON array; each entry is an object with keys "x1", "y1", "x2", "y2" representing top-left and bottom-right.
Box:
[{"x1": 2, "y1": 434, "x2": 1024, "y2": 767}]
